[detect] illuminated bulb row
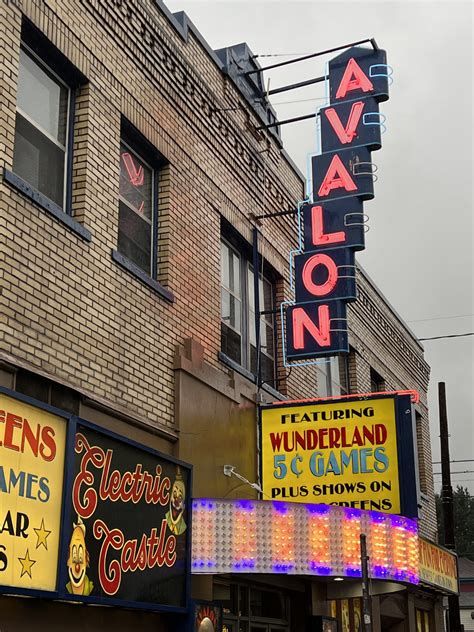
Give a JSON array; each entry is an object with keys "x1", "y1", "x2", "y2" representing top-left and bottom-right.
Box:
[
  {"x1": 370, "y1": 521, "x2": 390, "y2": 573},
  {"x1": 272, "y1": 509, "x2": 295, "y2": 570},
  {"x1": 342, "y1": 516, "x2": 361, "y2": 572},
  {"x1": 191, "y1": 500, "x2": 420, "y2": 582},
  {"x1": 232, "y1": 506, "x2": 256, "y2": 568},
  {"x1": 405, "y1": 531, "x2": 419, "y2": 579},
  {"x1": 191, "y1": 502, "x2": 216, "y2": 569},
  {"x1": 391, "y1": 527, "x2": 410, "y2": 577},
  {"x1": 308, "y1": 513, "x2": 331, "y2": 572}
]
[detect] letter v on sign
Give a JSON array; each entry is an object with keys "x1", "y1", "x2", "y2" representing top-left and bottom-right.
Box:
[
  {"x1": 320, "y1": 97, "x2": 382, "y2": 153},
  {"x1": 325, "y1": 101, "x2": 364, "y2": 145}
]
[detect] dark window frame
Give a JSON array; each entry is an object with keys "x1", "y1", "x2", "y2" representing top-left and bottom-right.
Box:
[
  {"x1": 14, "y1": 43, "x2": 72, "y2": 210},
  {"x1": 117, "y1": 121, "x2": 166, "y2": 281},
  {"x1": 220, "y1": 224, "x2": 278, "y2": 389},
  {"x1": 11, "y1": 19, "x2": 86, "y2": 216},
  {"x1": 4, "y1": 19, "x2": 89, "y2": 239},
  {"x1": 112, "y1": 120, "x2": 173, "y2": 302},
  {"x1": 118, "y1": 139, "x2": 157, "y2": 277},
  {"x1": 214, "y1": 578, "x2": 290, "y2": 630},
  {"x1": 370, "y1": 367, "x2": 386, "y2": 393}
]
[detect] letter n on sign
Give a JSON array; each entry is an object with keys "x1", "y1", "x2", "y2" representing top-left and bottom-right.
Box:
[{"x1": 284, "y1": 301, "x2": 348, "y2": 361}]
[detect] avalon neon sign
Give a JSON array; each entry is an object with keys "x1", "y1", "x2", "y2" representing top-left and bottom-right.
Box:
[{"x1": 284, "y1": 45, "x2": 391, "y2": 363}]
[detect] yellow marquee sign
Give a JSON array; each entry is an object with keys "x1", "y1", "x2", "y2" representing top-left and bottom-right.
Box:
[
  {"x1": 419, "y1": 538, "x2": 458, "y2": 594},
  {"x1": 0, "y1": 393, "x2": 67, "y2": 591},
  {"x1": 261, "y1": 397, "x2": 402, "y2": 514}
]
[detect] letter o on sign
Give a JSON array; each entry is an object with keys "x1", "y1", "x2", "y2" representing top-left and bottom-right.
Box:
[{"x1": 302, "y1": 253, "x2": 338, "y2": 297}]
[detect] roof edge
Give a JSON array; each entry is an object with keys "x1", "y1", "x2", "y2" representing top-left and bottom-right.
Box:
[
  {"x1": 153, "y1": 2, "x2": 305, "y2": 184},
  {"x1": 357, "y1": 262, "x2": 426, "y2": 352}
]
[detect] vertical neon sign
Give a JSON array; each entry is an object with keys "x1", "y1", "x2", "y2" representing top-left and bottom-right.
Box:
[{"x1": 284, "y1": 45, "x2": 391, "y2": 363}]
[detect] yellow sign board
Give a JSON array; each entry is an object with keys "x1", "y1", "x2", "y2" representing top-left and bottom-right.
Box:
[
  {"x1": 419, "y1": 538, "x2": 458, "y2": 594},
  {"x1": 0, "y1": 393, "x2": 66, "y2": 591},
  {"x1": 261, "y1": 397, "x2": 401, "y2": 513}
]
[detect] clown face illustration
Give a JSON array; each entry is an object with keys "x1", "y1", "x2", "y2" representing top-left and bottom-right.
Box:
[
  {"x1": 66, "y1": 517, "x2": 94, "y2": 596},
  {"x1": 165, "y1": 467, "x2": 187, "y2": 535}
]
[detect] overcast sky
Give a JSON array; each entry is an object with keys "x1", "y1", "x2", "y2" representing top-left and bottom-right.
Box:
[{"x1": 165, "y1": 0, "x2": 474, "y2": 493}]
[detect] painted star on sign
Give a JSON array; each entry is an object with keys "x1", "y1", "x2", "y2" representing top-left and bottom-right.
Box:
[
  {"x1": 34, "y1": 519, "x2": 52, "y2": 550},
  {"x1": 18, "y1": 549, "x2": 36, "y2": 579}
]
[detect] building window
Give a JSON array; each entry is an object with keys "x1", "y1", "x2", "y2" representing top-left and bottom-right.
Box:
[
  {"x1": 220, "y1": 236, "x2": 277, "y2": 387},
  {"x1": 317, "y1": 356, "x2": 348, "y2": 398},
  {"x1": 13, "y1": 46, "x2": 70, "y2": 208},
  {"x1": 214, "y1": 580, "x2": 290, "y2": 631},
  {"x1": 15, "y1": 369, "x2": 79, "y2": 414},
  {"x1": 415, "y1": 411, "x2": 428, "y2": 495},
  {"x1": 370, "y1": 367, "x2": 386, "y2": 392},
  {"x1": 221, "y1": 240, "x2": 242, "y2": 365},
  {"x1": 248, "y1": 267, "x2": 275, "y2": 382},
  {"x1": 118, "y1": 139, "x2": 156, "y2": 276},
  {"x1": 416, "y1": 608, "x2": 432, "y2": 632}
]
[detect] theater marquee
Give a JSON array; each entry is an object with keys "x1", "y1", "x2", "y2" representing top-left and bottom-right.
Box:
[{"x1": 260, "y1": 394, "x2": 419, "y2": 517}]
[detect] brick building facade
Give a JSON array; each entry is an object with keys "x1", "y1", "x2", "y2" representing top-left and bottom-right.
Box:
[{"x1": 0, "y1": 0, "x2": 443, "y2": 630}]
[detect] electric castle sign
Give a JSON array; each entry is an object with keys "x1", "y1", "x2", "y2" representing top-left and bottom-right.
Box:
[{"x1": 284, "y1": 45, "x2": 391, "y2": 363}]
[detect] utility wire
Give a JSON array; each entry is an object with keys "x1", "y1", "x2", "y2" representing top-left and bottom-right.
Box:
[
  {"x1": 444, "y1": 478, "x2": 474, "y2": 482},
  {"x1": 272, "y1": 96, "x2": 330, "y2": 106},
  {"x1": 418, "y1": 332, "x2": 474, "y2": 341},
  {"x1": 408, "y1": 313, "x2": 473, "y2": 324},
  {"x1": 254, "y1": 53, "x2": 317, "y2": 58},
  {"x1": 432, "y1": 459, "x2": 474, "y2": 464},
  {"x1": 433, "y1": 470, "x2": 474, "y2": 475}
]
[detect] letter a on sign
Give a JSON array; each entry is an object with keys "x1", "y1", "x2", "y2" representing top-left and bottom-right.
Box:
[
  {"x1": 317, "y1": 154, "x2": 357, "y2": 198},
  {"x1": 335, "y1": 58, "x2": 373, "y2": 100},
  {"x1": 328, "y1": 47, "x2": 389, "y2": 105},
  {"x1": 312, "y1": 147, "x2": 374, "y2": 203}
]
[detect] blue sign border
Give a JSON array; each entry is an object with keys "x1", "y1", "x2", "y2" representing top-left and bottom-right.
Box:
[{"x1": 259, "y1": 393, "x2": 420, "y2": 520}]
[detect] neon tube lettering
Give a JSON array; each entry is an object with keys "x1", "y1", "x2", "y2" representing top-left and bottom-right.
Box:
[
  {"x1": 335, "y1": 58, "x2": 374, "y2": 100},
  {"x1": 324, "y1": 101, "x2": 365, "y2": 144},
  {"x1": 311, "y1": 205, "x2": 346, "y2": 247},
  {"x1": 292, "y1": 305, "x2": 331, "y2": 349},
  {"x1": 121, "y1": 152, "x2": 144, "y2": 186},
  {"x1": 302, "y1": 254, "x2": 338, "y2": 297},
  {"x1": 318, "y1": 154, "x2": 357, "y2": 197}
]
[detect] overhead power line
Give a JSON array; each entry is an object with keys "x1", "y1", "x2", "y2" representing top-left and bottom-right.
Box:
[
  {"x1": 408, "y1": 313, "x2": 473, "y2": 324},
  {"x1": 433, "y1": 459, "x2": 474, "y2": 464},
  {"x1": 433, "y1": 470, "x2": 474, "y2": 475},
  {"x1": 444, "y1": 478, "x2": 474, "y2": 483},
  {"x1": 255, "y1": 53, "x2": 317, "y2": 58},
  {"x1": 418, "y1": 332, "x2": 474, "y2": 341},
  {"x1": 272, "y1": 96, "x2": 330, "y2": 106}
]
